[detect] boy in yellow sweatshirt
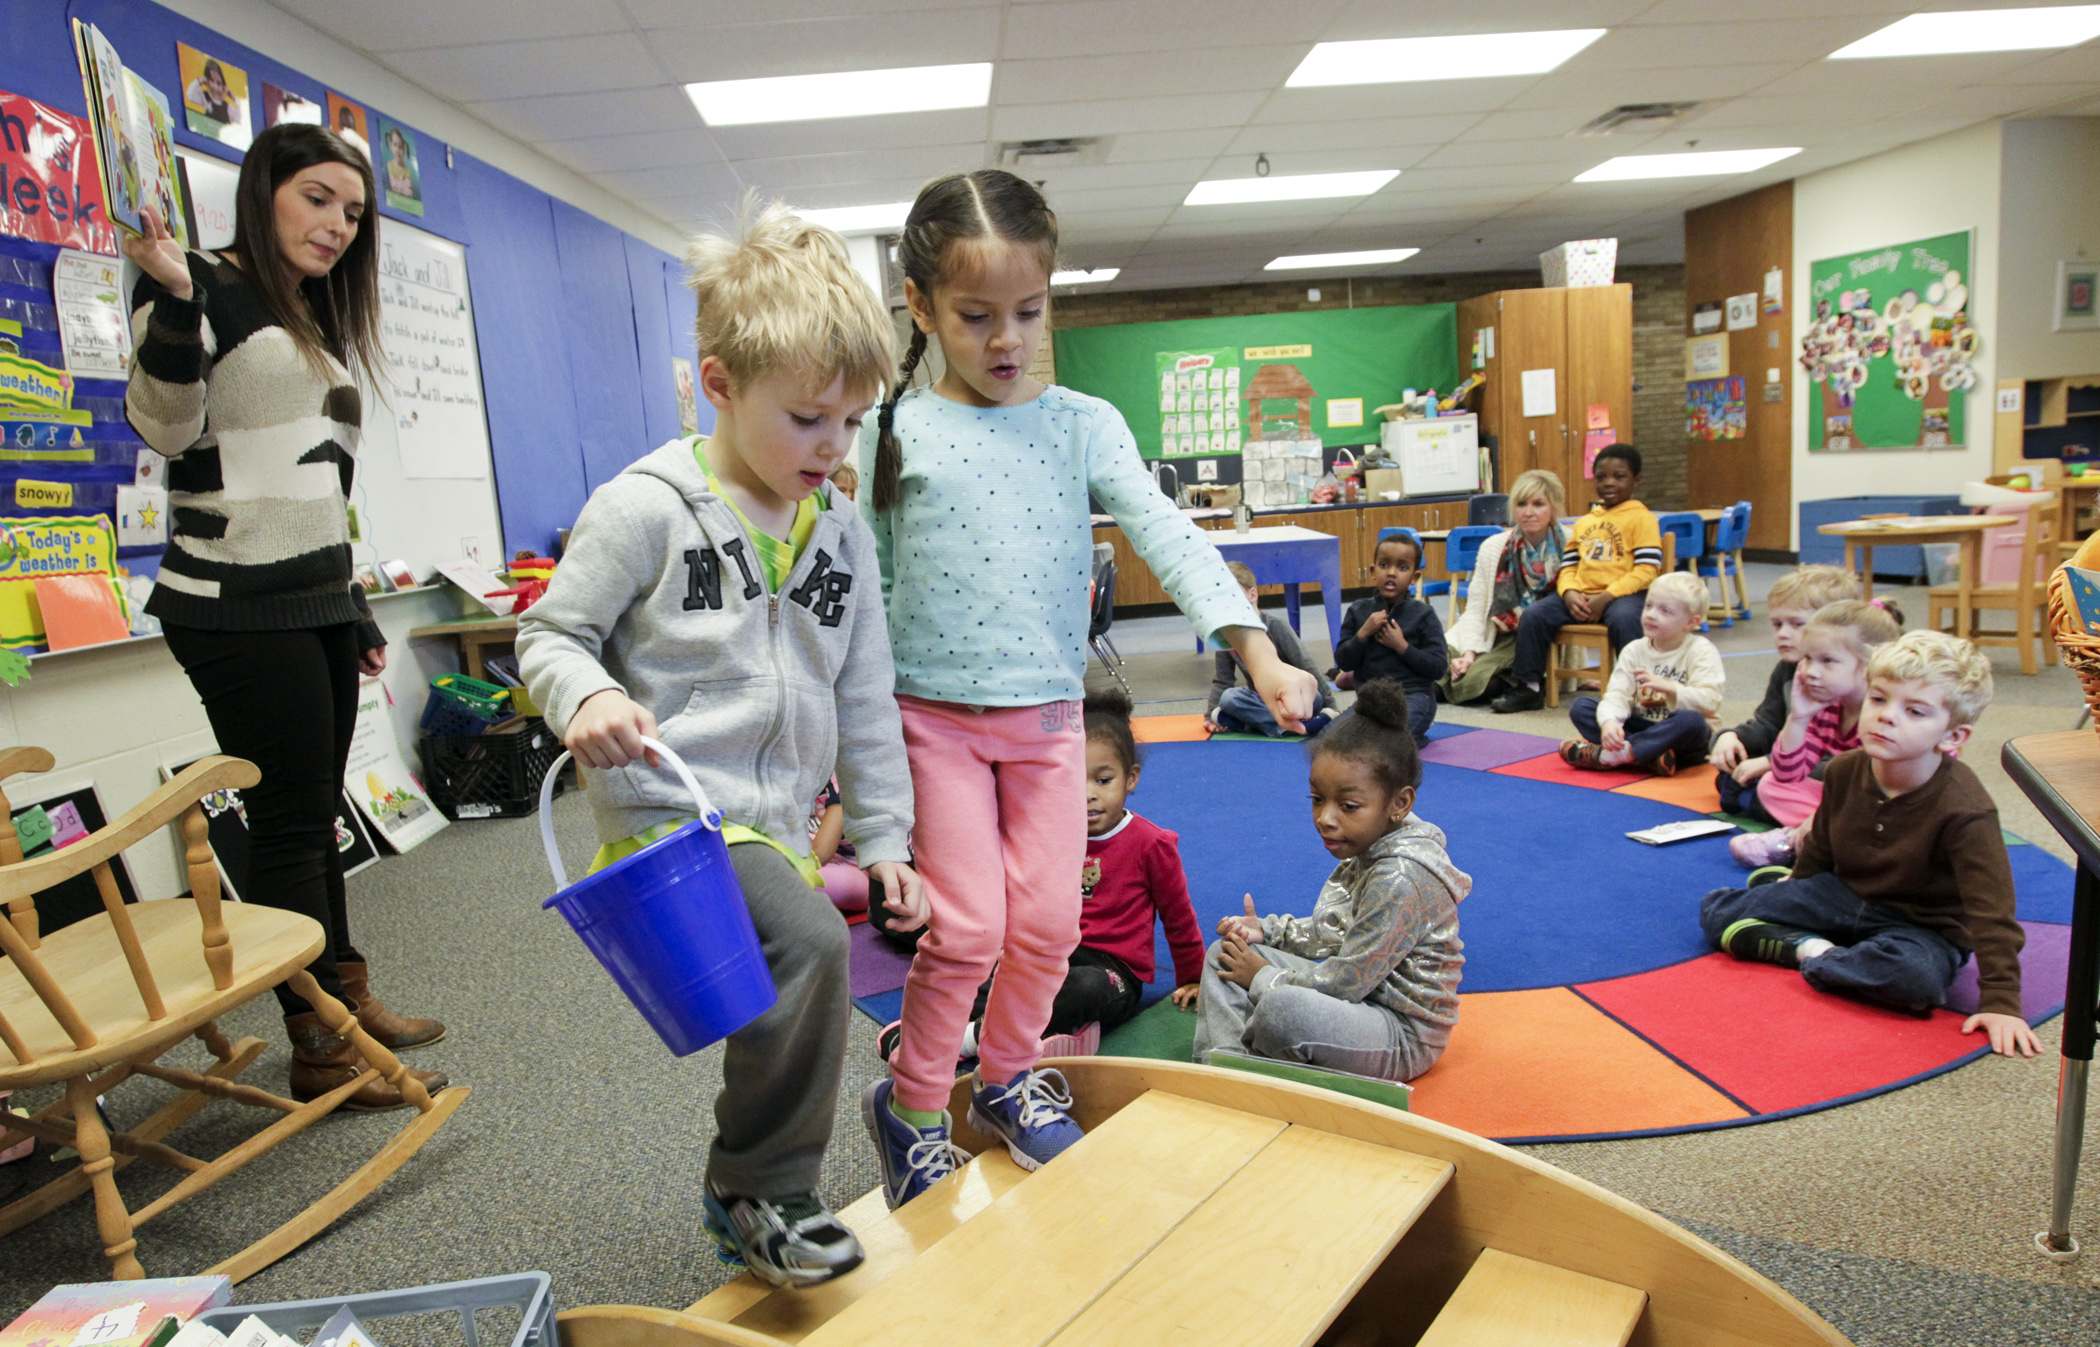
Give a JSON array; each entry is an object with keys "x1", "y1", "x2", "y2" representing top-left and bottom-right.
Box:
[{"x1": 1491, "y1": 444, "x2": 1662, "y2": 714}]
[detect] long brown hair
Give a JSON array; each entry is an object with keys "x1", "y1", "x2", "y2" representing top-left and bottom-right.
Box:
[
  {"x1": 230, "y1": 123, "x2": 383, "y2": 385},
  {"x1": 871, "y1": 170, "x2": 1057, "y2": 513}
]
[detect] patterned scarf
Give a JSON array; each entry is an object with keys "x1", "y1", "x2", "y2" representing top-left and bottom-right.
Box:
[{"x1": 1488, "y1": 522, "x2": 1565, "y2": 632}]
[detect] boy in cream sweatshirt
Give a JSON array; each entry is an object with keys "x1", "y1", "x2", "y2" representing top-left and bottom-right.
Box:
[{"x1": 1559, "y1": 572, "x2": 1724, "y2": 776}]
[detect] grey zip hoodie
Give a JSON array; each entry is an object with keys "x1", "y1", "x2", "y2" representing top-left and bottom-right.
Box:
[
  {"x1": 517, "y1": 438, "x2": 913, "y2": 864},
  {"x1": 1255, "y1": 817, "x2": 1467, "y2": 1042}
]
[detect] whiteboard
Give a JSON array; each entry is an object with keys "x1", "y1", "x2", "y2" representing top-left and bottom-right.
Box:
[{"x1": 172, "y1": 149, "x2": 504, "y2": 577}]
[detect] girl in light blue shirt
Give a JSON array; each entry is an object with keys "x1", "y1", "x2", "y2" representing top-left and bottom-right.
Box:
[{"x1": 859, "y1": 169, "x2": 1318, "y2": 1208}]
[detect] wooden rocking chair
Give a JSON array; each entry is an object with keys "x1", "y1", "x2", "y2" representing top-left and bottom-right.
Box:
[{"x1": 0, "y1": 747, "x2": 469, "y2": 1282}]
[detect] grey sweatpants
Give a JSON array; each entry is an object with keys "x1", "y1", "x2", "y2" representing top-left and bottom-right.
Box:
[
  {"x1": 709, "y1": 842, "x2": 852, "y2": 1198},
  {"x1": 1191, "y1": 940, "x2": 1443, "y2": 1083}
]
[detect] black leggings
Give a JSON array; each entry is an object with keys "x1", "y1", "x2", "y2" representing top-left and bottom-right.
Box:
[
  {"x1": 970, "y1": 946, "x2": 1145, "y2": 1038},
  {"x1": 162, "y1": 622, "x2": 364, "y2": 1014}
]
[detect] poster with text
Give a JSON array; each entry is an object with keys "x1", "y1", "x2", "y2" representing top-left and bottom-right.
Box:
[
  {"x1": 345, "y1": 677, "x2": 447, "y2": 852},
  {"x1": 1153, "y1": 348, "x2": 1239, "y2": 458},
  {"x1": 0, "y1": 90, "x2": 118, "y2": 254},
  {"x1": 1803, "y1": 230, "x2": 1978, "y2": 451}
]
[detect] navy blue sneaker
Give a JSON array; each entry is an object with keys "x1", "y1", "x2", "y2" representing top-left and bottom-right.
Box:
[
  {"x1": 701, "y1": 1181, "x2": 863, "y2": 1288},
  {"x1": 861, "y1": 1078, "x2": 968, "y2": 1209},
  {"x1": 967, "y1": 1067, "x2": 1085, "y2": 1172}
]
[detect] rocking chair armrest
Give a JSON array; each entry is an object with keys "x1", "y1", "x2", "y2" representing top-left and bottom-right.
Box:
[
  {"x1": 0, "y1": 756, "x2": 260, "y2": 910},
  {"x1": 0, "y1": 746, "x2": 55, "y2": 784}
]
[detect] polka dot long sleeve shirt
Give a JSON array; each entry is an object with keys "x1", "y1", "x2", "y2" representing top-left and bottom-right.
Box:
[{"x1": 862, "y1": 385, "x2": 1260, "y2": 707}]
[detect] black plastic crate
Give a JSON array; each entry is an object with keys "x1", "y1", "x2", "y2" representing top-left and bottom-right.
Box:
[{"x1": 420, "y1": 718, "x2": 569, "y2": 820}]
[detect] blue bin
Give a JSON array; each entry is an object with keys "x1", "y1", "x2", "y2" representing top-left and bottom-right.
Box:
[{"x1": 538, "y1": 738, "x2": 776, "y2": 1056}]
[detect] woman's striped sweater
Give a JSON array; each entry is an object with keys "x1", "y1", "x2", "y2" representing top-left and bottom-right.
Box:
[{"x1": 126, "y1": 250, "x2": 380, "y2": 646}]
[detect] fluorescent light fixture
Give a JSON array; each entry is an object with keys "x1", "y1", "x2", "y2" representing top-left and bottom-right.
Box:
[
  {"x1": 796, "y1": 202, "x2": 912, "y2": 233},
  {"x1": 685, "y1": 62, "x2": 991, "y2": 126},
  {"x1": 1830, "y1": 6, "x2": 2100, "y2": 58},
  {"x1": 1287, "y1": 29, "x2": 1606, "y2": 86},
  {"x1": 1185, "y1": 169, "x2": 1399, "y2": 206},
  {"x1": 1575, "y1": 148, "x2": 1801, "y2": 181},
  {"x1": 1266, "y1": 248, "x2": 1419, "y2": 270},
  {"x1": 1051, "y1": 268, "x2": 1120, "y2": 285}
]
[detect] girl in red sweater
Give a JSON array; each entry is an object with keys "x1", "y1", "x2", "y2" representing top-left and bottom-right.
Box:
[{"x1": 880, "y1": 687, "x2": 1205, "y2": 1061}]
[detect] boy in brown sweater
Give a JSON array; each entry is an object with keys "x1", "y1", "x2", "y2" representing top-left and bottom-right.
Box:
[{"x1": 1699, "y1": 631, "x2": 2039, "y2": 1057}]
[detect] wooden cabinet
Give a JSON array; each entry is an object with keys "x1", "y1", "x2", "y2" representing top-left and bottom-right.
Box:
[{"x1": 1455, "y1": 284, "x2": 1632, "y2": 514}]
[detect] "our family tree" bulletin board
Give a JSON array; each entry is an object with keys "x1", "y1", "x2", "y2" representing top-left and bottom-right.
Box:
[
  {"x1": 1801, "y1": 230, "x2": 1980, "y2": 452},
  {"x1": 1054, "y1": 305, "x2": 1458, "y2": 461}
]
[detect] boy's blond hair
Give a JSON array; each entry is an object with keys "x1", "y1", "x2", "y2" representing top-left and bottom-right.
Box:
[
  {"x1": 1867, "y1": 630, "x2": 1995, "y2": 729},
  {"x1": 685, "y1": 196, "x2": 894, "y2": 399},
  {"x1": 1645, "y1": 571, "x2": 1707, "y2": 615},
  {"x1": 1767, "y1": 563, "x2": 1861, "y2": 613},
  {"x1": 1225, "y1": 561, "x2": 1257, "y2": 589},
  {"x1": 1805, "y1": 598, "x2": 1904, "y2": 660}
]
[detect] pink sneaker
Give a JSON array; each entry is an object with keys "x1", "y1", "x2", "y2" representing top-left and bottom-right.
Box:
[
  {"x1": 1730, "y1": 829, "x2": 1796, "y2": 870},
  {"x1": 1038, "y1": 1022, "x2": 1102, "y2": 1060}
]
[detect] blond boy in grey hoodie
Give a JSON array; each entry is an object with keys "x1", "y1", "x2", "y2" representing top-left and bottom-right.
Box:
[{"x1": 519, "y1": 203, "x2": 922, "y2": 1290}]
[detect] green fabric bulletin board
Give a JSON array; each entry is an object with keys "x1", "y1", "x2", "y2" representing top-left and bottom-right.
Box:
[
  {"x1": 1053, "y1": 304, "x2": 1458, "y2": 460},
  {"x1": 1802, "y1": 230, "x2": 1979, "y2": 452}
]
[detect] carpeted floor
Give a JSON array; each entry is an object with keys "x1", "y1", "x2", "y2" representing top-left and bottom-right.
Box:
[{"x1": 3, "y1": 563, "x2": 2099, "y2": 1345}]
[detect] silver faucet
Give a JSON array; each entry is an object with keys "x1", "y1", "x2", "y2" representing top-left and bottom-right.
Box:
[{"x1": 1153, "y1": 460, "x2": 1181, "y2": 504}]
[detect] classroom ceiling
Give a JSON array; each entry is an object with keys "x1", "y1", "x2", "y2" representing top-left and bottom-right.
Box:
[{"x1": 263, "y1": 0, "x2": 2100, "y2": 289}]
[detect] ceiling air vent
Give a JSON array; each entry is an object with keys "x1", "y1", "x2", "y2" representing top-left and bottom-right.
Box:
[
  {"x1": 996, "y1": 137, "x2": 1111, "y2": 170},
  {"x1": 1574, "y1": 103, "x2": 1703, "y2": 136}
]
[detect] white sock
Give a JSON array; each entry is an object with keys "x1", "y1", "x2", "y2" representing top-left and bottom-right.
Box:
[
  {"x1": 1796, "y1": 937, "x2": 1835, "y2": 961},
  {"x1": 961, "y1": 1019, "x2": 980, "y2": 1058},
  {"x1": 1524, "y1": 679, "x2": 1540, "y2": 691}
]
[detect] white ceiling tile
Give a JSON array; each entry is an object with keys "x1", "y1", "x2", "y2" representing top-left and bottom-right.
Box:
[
  {"x1": 1935, "y1": 83, "x2": 2100, "y2": 120},
  {"x1": 1053, "y1": 206, "x2": 1179, "y2": 232},
  {"x1": 1105, "y1": 129, "x2": 1240, "y2": 163},
  {"x1": 464, "y1": 87, "x2": 702, "y2": 144},
  {"x1": 624, "y1": 0, "x2": 999, "y2": 22},
  {"x1": 999, "y1": 0, "x2": 1349, "y2": 60},
  {"x1": 1572, "y1": 21, "x2": 1891, "y2": 70},
  {"x1": 996, "y1": 48, "x2": 1302, "y2": 105},
  {"x1": 1250, "y1": 80, "x2": 1530, "y2": 124},
  {"x1": 269, "y1": 0, "x2": 632, "y2": 53},
  {"x1": 382, "y1": 32, "x2": 661, "y2": 100},
  {"x1": 1043, "y1": 182, "x2": 1196, "y2": 212},
  {"x1": 543, "y1": 129, "x2": 726, "y2": 174},
  {"x1": 1753, "y1": 52, "x2": 2044, "y2": 100},
  {"x1": 729, "y1": 145, "x2": 983, "y2": 192},
  {"x1": 1500, "y1": 63, "x2": 1800, "y2": 112},
  {"x1": 789, "y1": 178, "x2": 962, "y2": 208},
  {"x1": 1033, "y1": 159, "x2": 1218, "y2": 192},
  {"x1": 1634, "y1": 0, "x2": 1912, "y2": 21},
  {"x1": 647, "y1": 10, "x2": 1003, "y2": 82},
  {"x1": 1412, "y1": 138, "x2": 1651, "y2": 170},
  {"x1": 1455, "y1": 107, "x2": 1617, "y2": 142},
  {"x1": 1148, "y1": 214, "x2": 1332, "y2": 242},
  {"x1": 992, "y1": 92, "x2": 1271, "y2": 141},
  {"x1": 1223, "y1": 116, "x2": 1483, "y2": 156},
  {"x1": 706, "y1": 109, "x2": 990, "y2": 160},
  {"x1": 1978, "y1": 44, "x2": 2100, "y2": 85},
  {"x1": 1321, "y1": 0, "x2": 1654, "y2": 41},
  {"x1": 588, "y1": 162, "x2": 750, "y2": 201}
]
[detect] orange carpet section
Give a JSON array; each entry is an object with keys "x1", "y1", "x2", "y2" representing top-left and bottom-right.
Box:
[
  {"x1": 1132, "y1": 713, "x2": 1213, "y2": 743},
  {"x1": 1406, "y1": 986, "x2": 1749, "y2": 1139},
  {"x1": 1489, "y1": 750, "x2": 1649, "y2": 792},
  {"x1": 1612, "y1": 771, "x2": 1725, "y2": 813}
]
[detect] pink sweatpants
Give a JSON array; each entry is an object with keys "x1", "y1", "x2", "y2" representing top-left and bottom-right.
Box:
[{"x1": 889, "y1": 695, "x2": 1086, "y2": 1112}]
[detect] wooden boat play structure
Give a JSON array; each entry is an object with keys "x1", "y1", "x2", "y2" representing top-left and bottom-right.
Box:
[{"x1": 558, "y1": 1057, "x2": 1851, "y2": 1347}]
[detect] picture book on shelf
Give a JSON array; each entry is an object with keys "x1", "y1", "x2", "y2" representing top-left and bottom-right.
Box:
[
  {"x1": 71, "y1": 19, "x2": 192, "y2": 245},
  {"x1": 0, "y1": 1277, "x2": 231, "y2": 1347}
]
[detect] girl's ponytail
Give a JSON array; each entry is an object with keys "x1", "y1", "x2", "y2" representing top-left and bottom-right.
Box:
[{"x1": 873, "y1": 326, "x2": 927, "y2": 515}]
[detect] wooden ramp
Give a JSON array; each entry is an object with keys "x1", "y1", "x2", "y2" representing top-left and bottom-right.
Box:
[{"x1": 561, "y1": 1063, "x2": 1850, "y2": 1347}]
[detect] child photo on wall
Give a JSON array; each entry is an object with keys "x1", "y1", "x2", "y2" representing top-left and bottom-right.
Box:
[
  {"x1": 177, "y1": 42, "x2": 250, "y2": 149},
  {"x1": 378, "y1": 117, "x2": 423, "y2": 216},
  {"x1": 261, "y1": 81, "x2": 322, "y2": 127},
  {"x1": 325, "y1": 91, "x2": 370, "y2": 161}
]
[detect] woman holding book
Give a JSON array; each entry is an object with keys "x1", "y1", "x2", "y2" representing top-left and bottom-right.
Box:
[{"x1": 122, "y1": 122, "x2": 448, "y2": 1110}]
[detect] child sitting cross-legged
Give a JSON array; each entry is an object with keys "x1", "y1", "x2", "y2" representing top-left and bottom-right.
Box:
[
  {"x1": 1209, "y1": 562, "x2": 1336, "y2": 737},
  {"x1": 1709, "y1": 564, "x2": 1862, "y2": 819},
  {"x1": 1558, "y1": 571, "x2": 1724, "y2": 777},
  {"x1": 1333, "y1": 531, "x2": 1447, "y2": 743},
  {"x1": 1729, "y1": 598, "x2": 1903, "y2": 869},
  {"x1": 1700, "y1": 632, "x2": 2039, "y2": 1058},
  {"x1": 1191, "y1": 681, "x2": 1469, "y2": 1083}
]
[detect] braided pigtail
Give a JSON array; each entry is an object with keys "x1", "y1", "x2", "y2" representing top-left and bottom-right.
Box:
[{"x1": 873, "y1": 327, "x2": 928, "y2": 514}]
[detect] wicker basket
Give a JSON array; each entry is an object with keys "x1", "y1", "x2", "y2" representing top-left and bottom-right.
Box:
[{"x1": 2046, "y1": 530, "x2": 2100, "y2": 729}]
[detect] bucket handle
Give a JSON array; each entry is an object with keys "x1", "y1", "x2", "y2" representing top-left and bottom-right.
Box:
[{"x1": 539, "y1": 736, "x2": 722, "y2": 891}]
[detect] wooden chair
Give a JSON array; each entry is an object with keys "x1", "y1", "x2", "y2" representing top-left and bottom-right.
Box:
[
  {"x1": 0, "y1": 748, "x2": 468, "y2": 1282},
  {"x1": 1927, "y1": 498, "x2": 2061, "y2": 675},
  {"x1": 1547, "y1": 533, "x2": 1672, "y2": 709}
]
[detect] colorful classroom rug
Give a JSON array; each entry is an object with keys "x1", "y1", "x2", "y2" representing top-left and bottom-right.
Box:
[{"x1": 848, "y1": 723, "x2": 2074, "y2": 1144}]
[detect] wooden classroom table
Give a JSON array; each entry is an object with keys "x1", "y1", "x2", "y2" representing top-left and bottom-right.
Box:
[
  {"x1": 2001, "y1": 731, "x2": 2100, "y2": 1261},
  {"x1": 407, "y1": 613, "x2": 518, "y2": 681},
  {"x1": 1201, "y1": 525, "x2": 1344, "y2": 650},
  {"x1": 2059, "y1": 479, "x2": 2099, "y2": 562},
  {"x1": 1815, "y1": 514, "x2": 2017, "y2": 638}
]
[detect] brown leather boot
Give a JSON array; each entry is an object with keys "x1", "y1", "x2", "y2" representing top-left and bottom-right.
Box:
[
  {"x1": 285, "y1": 1012, "x2": 449, "y2": 1112},
  {"x1": 335, "y1": 961, "x2": 446, "y2": 1049}
]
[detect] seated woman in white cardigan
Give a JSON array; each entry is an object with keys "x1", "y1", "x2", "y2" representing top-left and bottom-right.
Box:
[{"x1": 1440, "y1": 469, "x2": 1568, "y2": 706}]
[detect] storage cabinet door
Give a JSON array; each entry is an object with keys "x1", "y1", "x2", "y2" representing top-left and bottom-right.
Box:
[
  {"x1": 1563, "y1": 284, "x2": 1633, "y2": 516},
  {"x1": 1494, "y1": 288, "x2": 1570, "y2": 505}
]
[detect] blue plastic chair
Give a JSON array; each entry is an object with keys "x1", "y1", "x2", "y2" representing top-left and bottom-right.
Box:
[
  {"x1": 1655, "y1": 512, "x2": 1704, "y2": 574},
  {"x1": 1697, "y1": 502, "x2": 1753, "y2": 625},
  {"x1": 1440, "y1": 524, "x2": 1501, "y2": 626}
]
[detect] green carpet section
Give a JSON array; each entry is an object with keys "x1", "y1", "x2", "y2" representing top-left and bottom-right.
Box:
[
  {"x1": 1099, "y1": 996, "x2": 1197, "y2": 1062},
  {"x1": 1711, "y1": 810, "x2": 1776, "y2": 833},
  {"x1": 1207, "y1": 1050, "x2": 1413, "y2": 1113}
]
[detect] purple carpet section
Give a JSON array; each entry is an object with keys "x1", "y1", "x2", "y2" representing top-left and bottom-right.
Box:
[
  {"x1": 1944, "y1": 919, "x2": 2070, "y2": 1020},
  {"x1": 848, "y1": 919, "x2": 915, "y2": 999},
  {"x1": 1419, "y1": 727, "x2": 1565, "y2": 771}
]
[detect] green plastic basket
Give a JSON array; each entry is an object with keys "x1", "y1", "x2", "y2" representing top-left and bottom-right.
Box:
[{"x1": 421, "y1": 672, "x2": 512, "y2": 736}]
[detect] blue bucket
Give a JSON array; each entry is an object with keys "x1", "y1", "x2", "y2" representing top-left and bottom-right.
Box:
[{"x1": 537, "y1": 737, "x2": 776, "y2": 1056}]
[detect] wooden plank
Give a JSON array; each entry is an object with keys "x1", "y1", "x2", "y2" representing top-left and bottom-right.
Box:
[
  {"x1": 1685, "y1": 182, "x2": 1793, "y2": 550},
  {"x1": 690, "y1": 1151, "x2": 1032, "y2": 1343},
  {"x1": 1416, "y1": 1248, "x2": 1646, "y2": 1347},
  {"x1": 798, "y1": 1092, "x2": 1284, "y2": 1347},
  {"x1": 1050, "y1": 1126, "x2": 1450, "y2": 1347}
]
